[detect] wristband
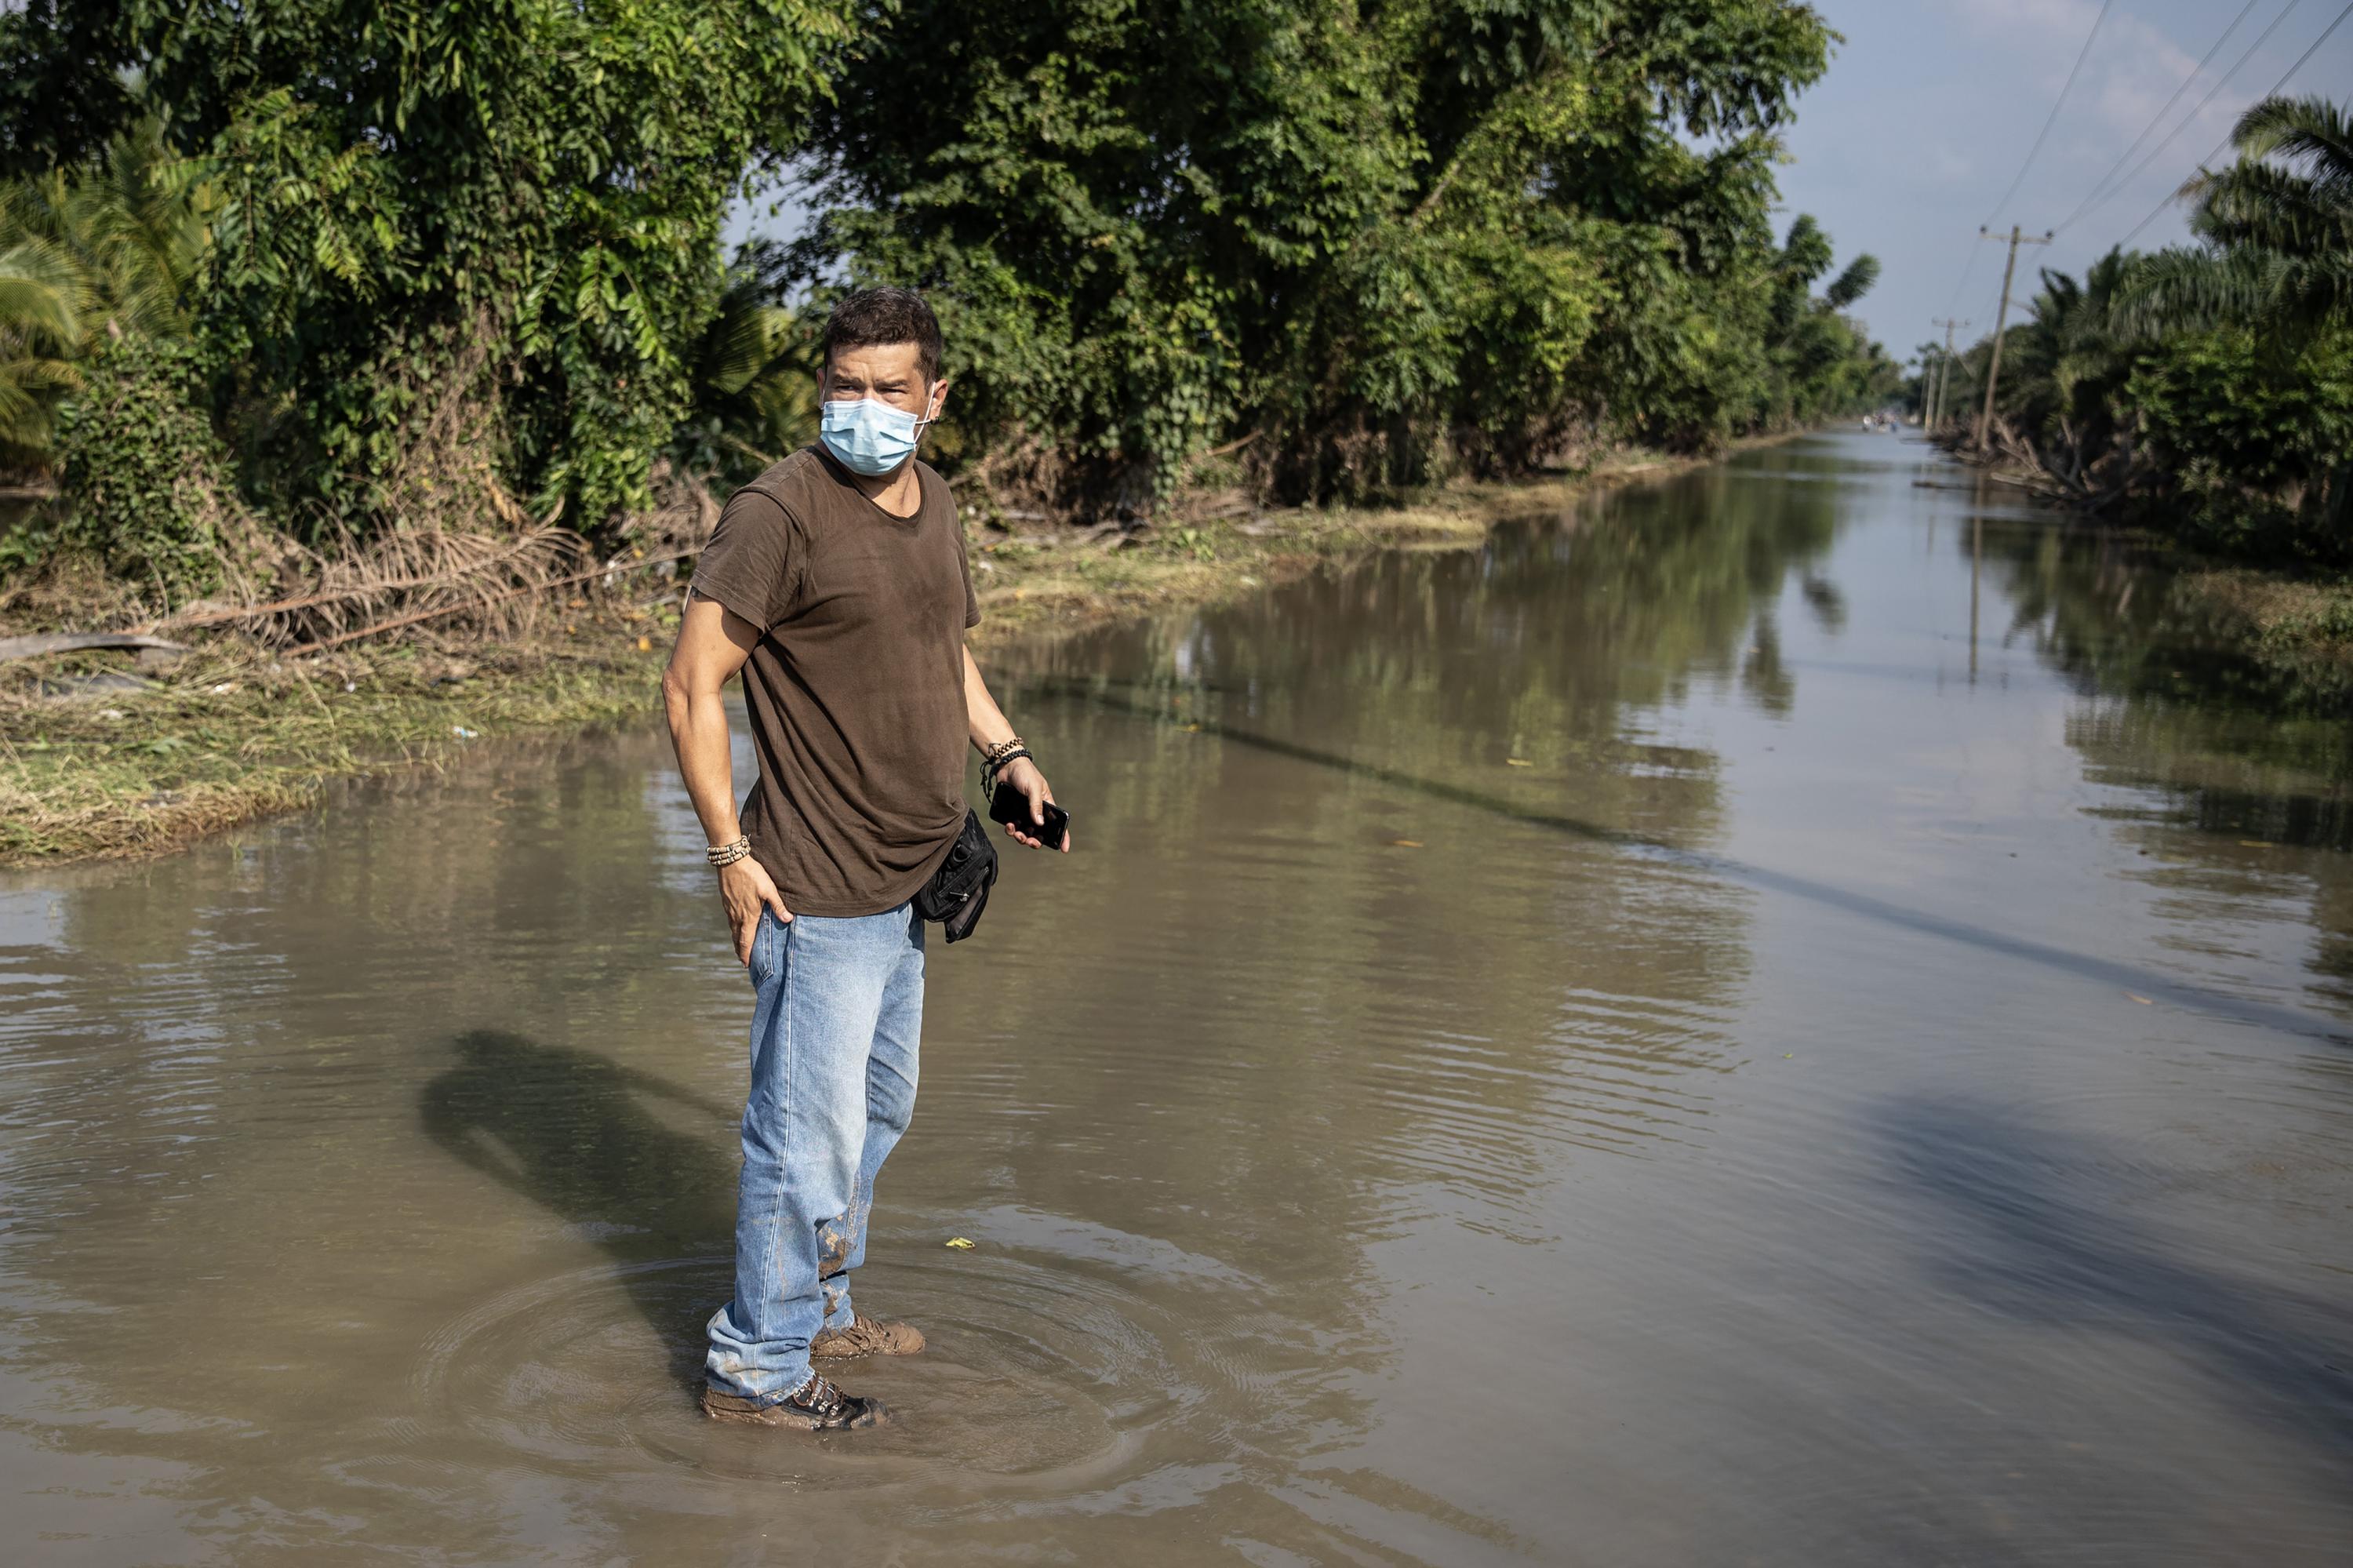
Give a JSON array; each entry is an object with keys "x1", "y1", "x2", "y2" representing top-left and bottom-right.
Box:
[
  {"x1": 982, "y1": 748, "x2": 1033, "y2": 800},
  {"x1": 706, "y1": 836, "x2": 752, "y2": 868}
]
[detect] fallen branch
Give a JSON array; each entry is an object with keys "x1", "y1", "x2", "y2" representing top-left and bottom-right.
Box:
[
  {"x1": 0, "y1": 632, "x2": 188, "y2": 664},
  {"x1": 140, "y1": 529, "x2": 580, "y2": 635},
  {"x1": 282, "y1": 550, "x2": 696, "y2": 657}
]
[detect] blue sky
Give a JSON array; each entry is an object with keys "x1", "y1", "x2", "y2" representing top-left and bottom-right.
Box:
[{"x1": 1778, "y1": 0, "x2": 2353, "y2": 360}]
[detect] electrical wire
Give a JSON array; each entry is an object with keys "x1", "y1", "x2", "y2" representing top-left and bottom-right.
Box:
[
  {"x1": 1982, "y1": 0, "x2": 2121, "y2": 227},
  {"x1": 2049, "y1": 0, "x2": 2261, "y2": 235},
  {"x1": 2071, "y1": 0, "x2": 2308, "y2": 237},
  {"x1": 1939, "y1": 246, "x2": 1984, "y2": 326},
  {"x1": 2117, "y1": 0, "x2": 2352, "y2": 249}
]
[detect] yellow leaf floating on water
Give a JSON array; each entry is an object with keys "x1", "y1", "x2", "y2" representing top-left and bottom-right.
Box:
[
  {"x1": 944, "y1": 1237, "x2": 976, "y2": 1250},
  {"x1": 1505, "y1": 758, "x2": 1533, "y2": 768},
  {"x1": 2126, "y1": 993, "x2": 2153, "y2": 1006},
  {"x1": 1391, "y1": 839, "x2": 1424, "y2": 848}
]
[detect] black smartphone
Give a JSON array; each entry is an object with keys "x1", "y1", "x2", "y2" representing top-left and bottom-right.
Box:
[{"x1": 990, "y1": 788, "x2": 1070, "y2": 845}]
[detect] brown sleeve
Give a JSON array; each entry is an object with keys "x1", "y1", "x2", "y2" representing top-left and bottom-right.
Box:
[
  {"x1": 944, "y1": 481, "x2": 981, "y2": 629},
  {"x1": 958, "y1": 523, "x2": 981, "y2": 629},
  {"x1": 689, "y1": 488, "x2": 800, "y2": 629}
]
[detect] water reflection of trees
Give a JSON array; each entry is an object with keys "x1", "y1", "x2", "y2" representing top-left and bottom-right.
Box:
[
  {"x1": 1971, "y1": 505, "x2": 2353, "y2": 1004},
  {"x1": 1006, "y1": 458, "x2": 1848, "y2": 837}
]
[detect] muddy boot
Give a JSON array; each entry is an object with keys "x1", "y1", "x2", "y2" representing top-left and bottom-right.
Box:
[
  {"x1": 700, "y1": 1373, "x2": 890, "y2": 1430},
  {"x1": 809, "y1": 1313, "x2": 926, "y2": 1360}
]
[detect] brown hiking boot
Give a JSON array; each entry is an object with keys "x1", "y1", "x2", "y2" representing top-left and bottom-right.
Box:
[
  {"x1": 809, "y1": 1313, "x2": 926, "y2": 1360},
  {"x1": 700, "y1": 1373, "x2": 889, "y2": 1430}
]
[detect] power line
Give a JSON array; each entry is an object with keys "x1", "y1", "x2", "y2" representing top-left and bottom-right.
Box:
[
  {"x1": 2117, "y1": 0, "x2": 2353, "y2": 249},
  {"x1": 1982, "y1": 0, "x2": 2121, "y2": 227},
  {"x1": 2049, "y1": 0, "x2": 2261, "y2": 235},
  {"x1": 2071, "y1": 0, "x2": 2308, "y2": 238},
  {"x1": 1940, "y1": 247, "x2": 1984, "y2": 325}
]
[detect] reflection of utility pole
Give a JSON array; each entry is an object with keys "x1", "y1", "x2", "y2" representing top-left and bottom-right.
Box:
[
  {"x1": 1970, "y1": 514, "x2": 1982, "y2": 682},
  {"x1": 1928, "y1": 317, "x2": 1967, "y2": 432},
  {"x1": 1975, "y1": 225, "x2": 2051, "y2": 451}
]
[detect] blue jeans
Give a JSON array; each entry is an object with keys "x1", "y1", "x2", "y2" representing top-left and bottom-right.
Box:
[{"x1": 704, "y1": 902, "x2": 924, "y2": 1402}]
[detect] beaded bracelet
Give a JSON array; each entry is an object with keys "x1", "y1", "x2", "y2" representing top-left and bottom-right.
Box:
[
  {"x1": 982, "y1": 735, "x2": 1027, "y2": 767},
  {"x1": 982, "y1": 748, "x2": 1033, "y2": 802},
  {"x1": 706, "y1": 835, "x2": 752, "y2": 868}
]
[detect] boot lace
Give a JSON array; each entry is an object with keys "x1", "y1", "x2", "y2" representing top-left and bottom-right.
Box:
[{"x1": 792, "y1": 1373, "x2": 847, "y2": 1416}]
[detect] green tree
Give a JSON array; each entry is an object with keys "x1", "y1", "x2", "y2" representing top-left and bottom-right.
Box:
[
  {"x1": 667, "y1": 243, "x2": 820, "y2": 490},
  {"x1": 14, "y1": 1, "x2": 854, "y2": 532},
  {"x1": 0, "y1": 115, "x2": 214, "y2": 469},
  {"x1": 1958, "y1": 95, "x2": 2353, "y2": 555},
  {"x1": 2122, "y1": 94, "x2": 2352, "y2": 346},
  {"x1": 793, "y1": 0, "x2": 1842, "y2": 514}
]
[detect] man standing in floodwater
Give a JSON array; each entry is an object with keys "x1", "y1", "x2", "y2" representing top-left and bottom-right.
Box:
[{"x1": 662, "y1": 287, "x2": 1067, "y2": 1430}]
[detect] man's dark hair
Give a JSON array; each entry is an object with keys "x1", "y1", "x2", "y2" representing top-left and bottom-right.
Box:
[{"x1": 821, "y1": 287, "x2": 943, "y2": 382}]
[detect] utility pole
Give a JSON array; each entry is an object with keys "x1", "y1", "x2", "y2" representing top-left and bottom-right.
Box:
[
  {"x1": 1927, "y1": 316, "x2": 1967, "y2": 432},
  {"x1": 1975, "y1": 225, "x2": 2051, "y2": 452}
]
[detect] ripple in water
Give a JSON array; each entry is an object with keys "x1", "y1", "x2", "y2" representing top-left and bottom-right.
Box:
[{"x1": 400, "y1": 1231, "x2": 1227, "y2": 1497}]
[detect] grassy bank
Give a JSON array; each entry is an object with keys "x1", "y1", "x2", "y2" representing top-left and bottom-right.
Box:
[
  {"x1": 0, "y1": 448, "x2": 1715, "y2": 868},
  {"x1": 1929, "y1": 435, "x2": 2353, "y2": 708},
  {"x1": 2169, "y1": 569, "x2": 2353, "y2": 708}
]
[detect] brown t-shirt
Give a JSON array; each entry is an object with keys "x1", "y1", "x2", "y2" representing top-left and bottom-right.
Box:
[{"x1": 689, "y1": 447, "x2": 980, "y2": 917}]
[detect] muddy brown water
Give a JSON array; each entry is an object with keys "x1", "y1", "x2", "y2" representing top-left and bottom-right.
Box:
[{"x1": 6, "y1": 434, "x2": 2352, "y2": 1563}]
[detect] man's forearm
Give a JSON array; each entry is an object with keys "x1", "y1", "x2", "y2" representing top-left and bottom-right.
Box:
[
  {"x1": 962, "y1": 646, "x2": 1017, "y2": 752},
  {"x1": 665, "y1": 683, "x2": 744, "y2": 847}
]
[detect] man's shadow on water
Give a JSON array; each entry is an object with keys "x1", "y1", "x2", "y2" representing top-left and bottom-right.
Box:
[
  {"x1": 1884, "y1": 1095, "x2": 2353, "y2": 1475},
  {"x1": 420, "y1": 1029, "x2": 737, "y2": 1389}
]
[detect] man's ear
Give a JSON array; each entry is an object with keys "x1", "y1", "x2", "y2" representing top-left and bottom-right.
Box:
[{"x1": 926, "y1": 378, "x2": 949, "y2": 422}]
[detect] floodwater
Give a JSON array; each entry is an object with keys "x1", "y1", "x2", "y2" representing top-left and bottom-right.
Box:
[{"x1": 5, "y1": 434, "x2": 2352, "y2": 1564}]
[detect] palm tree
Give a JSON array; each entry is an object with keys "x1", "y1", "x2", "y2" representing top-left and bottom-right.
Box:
[
  {"x1": 671, "y1": 241, "x2": 818, "y2": 483},
  {"x1": 0, "y1": 235, "x2": 85, "y2": 467},
  {"x1": 0, "y1": 115, "x2": 213, "y2": 471},
  {"x1": 1995, "y1": 249, "x2": 2145, "y2": 502},
  {"x1": 2120, "y1": 94, "x2": 2351, "y2": 344}
]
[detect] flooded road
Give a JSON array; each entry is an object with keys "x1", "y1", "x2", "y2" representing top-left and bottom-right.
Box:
[{"x1": 5, "y1": 433, "x2": 2351, "y2": 1563}]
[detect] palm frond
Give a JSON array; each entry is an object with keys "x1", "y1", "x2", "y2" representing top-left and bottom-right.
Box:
[
  {"x1": 2193, "y1": 160, "x2": 2346, "y2": 257},
  {"x1": 2113, "y1": 247, "x2": 2289, "y2": 340},
  {"x1": 0, "y1": 349, "x2": 81, "y2": 464},
  {"x1": 0, "y1": 238, "x2": 89, "y2": 350},
  {"x1": 2231, "y1": 94, "x2": 2353, "y2": 210}
]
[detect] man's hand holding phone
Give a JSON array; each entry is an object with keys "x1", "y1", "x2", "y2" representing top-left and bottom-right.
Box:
[{"x1": 991, "y1": 755, "x2": 1070, "y2": 852}]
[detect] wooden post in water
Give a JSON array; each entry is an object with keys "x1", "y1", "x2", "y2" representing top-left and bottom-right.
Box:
[{"x1": 1974, "y1": 226, "x2": 2050, "y2": 452}]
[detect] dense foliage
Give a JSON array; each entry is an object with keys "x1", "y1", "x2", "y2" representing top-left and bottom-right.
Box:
[
  {"x1": 2, "y1": 0, "x2": 850, "y2": 541},
  {"x1": 791, "y1": 0, "x2": 1887, "y2": 511},
  {"x1": 2, "y1": 0, "x2": 1889, "y2": 594},
  {"x1": 1937, "y1": 95, "x2": 2352, "y2": 566}
]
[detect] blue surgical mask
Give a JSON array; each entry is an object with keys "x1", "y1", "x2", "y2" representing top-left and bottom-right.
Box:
[{"x1": 820, "y1": 395, "x2": 933, "y2": 476}]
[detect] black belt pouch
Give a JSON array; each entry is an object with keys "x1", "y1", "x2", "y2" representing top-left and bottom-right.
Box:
[{"x1": 913, "y1": 809, "x2": 998, "y2": 943}]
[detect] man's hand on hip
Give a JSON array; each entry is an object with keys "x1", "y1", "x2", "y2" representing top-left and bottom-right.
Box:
[
  {"x1": 718, "y1": 857, "x2": 792, "y2": 963},
  {"x1": 996, "y1": 755, "x2": 1070, "y2": 853}
]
